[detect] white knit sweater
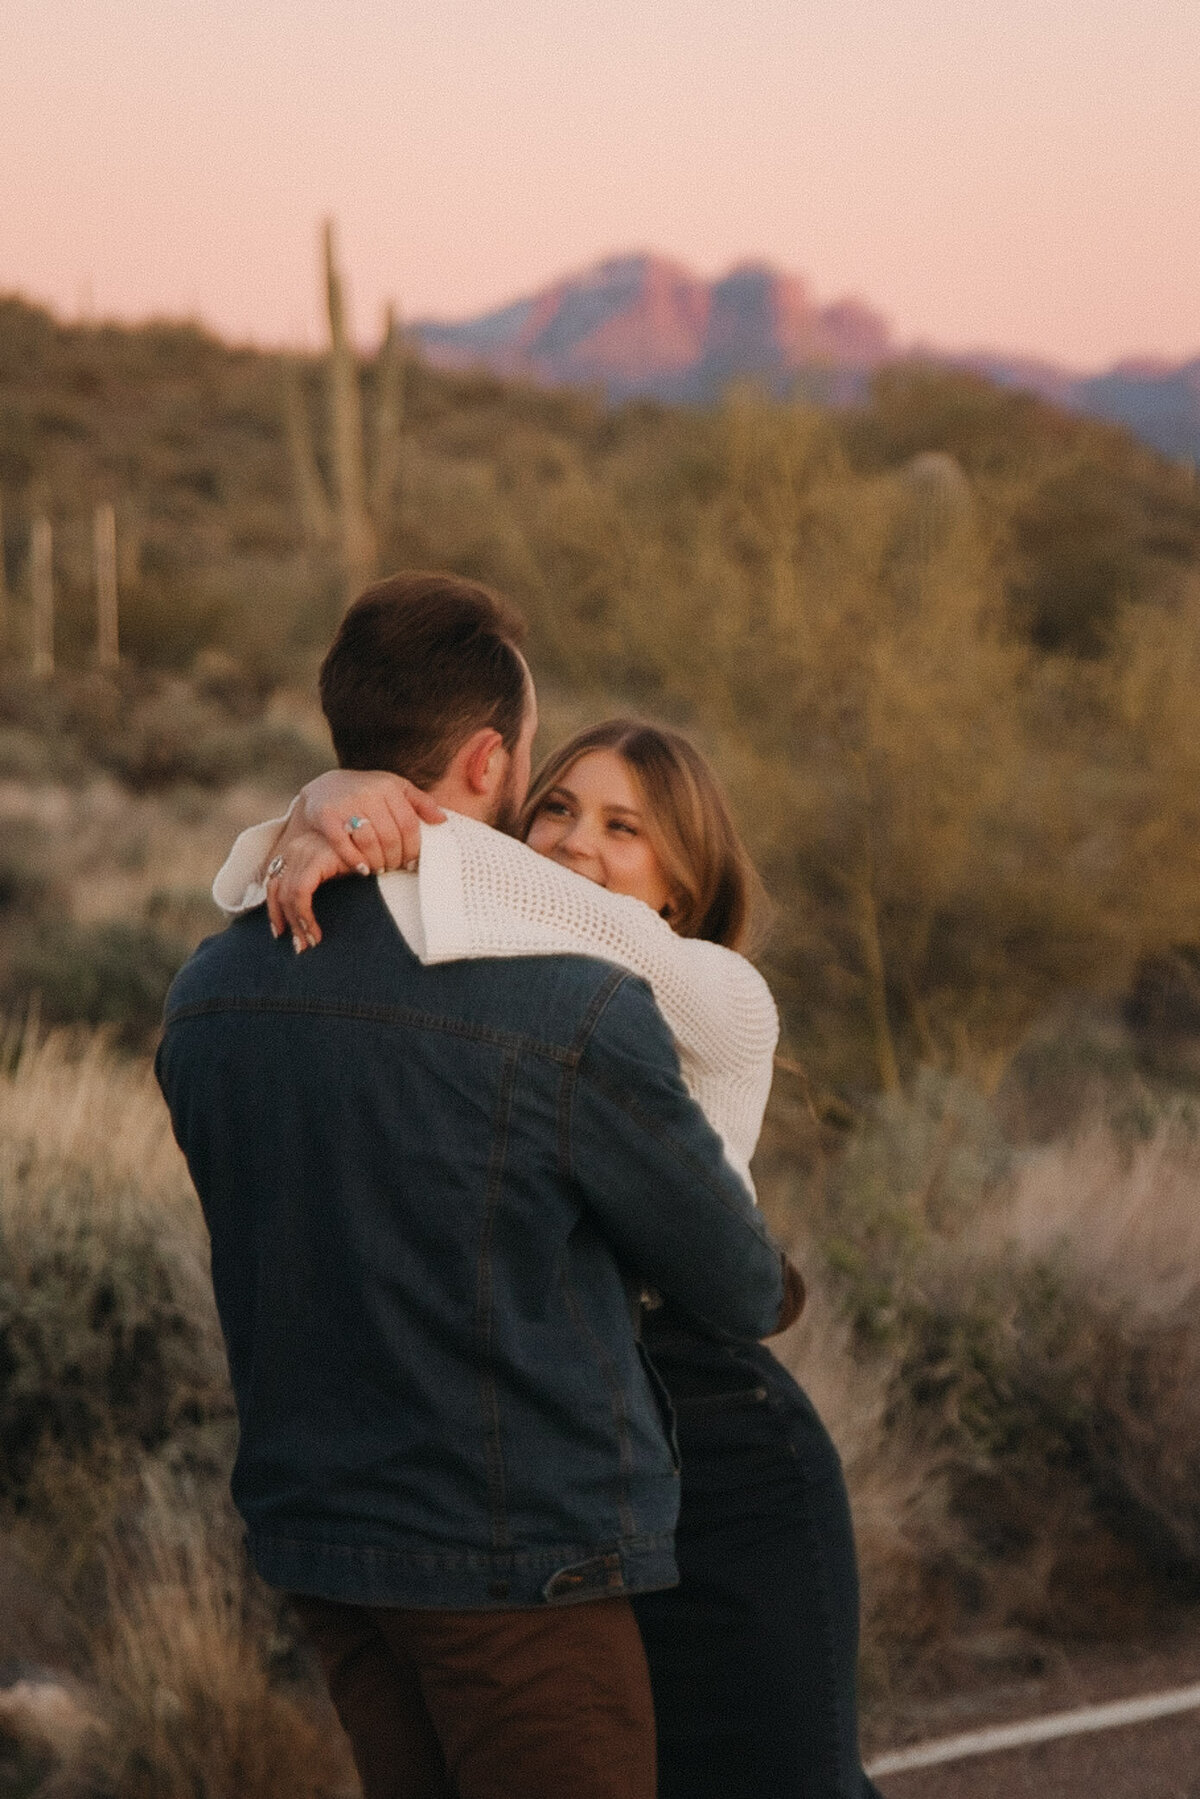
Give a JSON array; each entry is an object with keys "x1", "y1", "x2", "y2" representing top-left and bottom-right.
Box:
[{"x1": 213, "y1": 811, "x2": 778, "y2": 1186}]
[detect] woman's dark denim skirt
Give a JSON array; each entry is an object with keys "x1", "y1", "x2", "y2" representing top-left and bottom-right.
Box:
[{"x1": 633, "y1": 1318, "x2": 882, "y2": 1799}]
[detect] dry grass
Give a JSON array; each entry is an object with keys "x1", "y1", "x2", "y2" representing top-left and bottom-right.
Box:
[
  {"x1": 981, "y1": 1111, "x2": 1200, "y2": 1317},
  {"x1": 0, "y1": 777, "x2": 294, "y2": 937},
  {"x1": 772, "y1": 1269, "x2": 957, "y2": 1684},
  {"x1": 968, "y1": 1114, "x2": 1200, "y2": 1587},
  {"x1": 0, "y1": 1019, "x2": 192, "y2": 1211},
  {"x1": 72, "y1": 1480, "x2": 356, "y2": 1799},
  {"x1": 0, "y1": 1028, "x2": 354, "y2": 1798},
  {"x1": 761, "y1": 1072, "x2": 1200, "y2": 1680}
]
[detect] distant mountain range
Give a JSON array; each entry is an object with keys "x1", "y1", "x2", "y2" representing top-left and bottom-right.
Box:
[{"x1": 414, "y1": 254, "x2": 1200, "y2": 463}]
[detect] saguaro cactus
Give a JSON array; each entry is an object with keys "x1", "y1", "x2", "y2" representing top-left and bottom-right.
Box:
[
  {"x1": 371, "y1": 304, "x2": 406, "y2": 526},
  {"x1": 0, "y1": 496, "x2": 8, "y2": 655},
  {"x1": 94, "y1": 502, "x2": 119, "y2": 668},
  {"x1": 323, "y1": 220, "x2": 376, "y2": 590},
  {"x1": 30, "y1": 516, "x2": 54, "y2": 677},
  {"x1": 283, "y1": 222, "x2": 408, "y2": 601},
  {"x1": 901, "y1": 452, "x2": 972, "y2": 560}
]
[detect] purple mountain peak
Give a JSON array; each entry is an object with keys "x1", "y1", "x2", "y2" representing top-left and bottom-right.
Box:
[
  {"x1": 413, "y1": 253, "x2": 1200, "y2": 460},
  {"x1": 416, "y1": 252, "x2": 892, "y2": 401}
]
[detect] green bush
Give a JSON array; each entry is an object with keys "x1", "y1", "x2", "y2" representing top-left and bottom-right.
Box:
[
  {"x1": 0, "y1": 668, "x2": 328, "y2": 794},
  {"x1": 819, "y1": 1077, "x2": 1200, "y2": 1634},
  {"x1": 0, "y1": 1184, "x2": 233, "y2": 1512},
  {"x1": 3, "y1": 920, "x2": 188, "y2": 1049}
]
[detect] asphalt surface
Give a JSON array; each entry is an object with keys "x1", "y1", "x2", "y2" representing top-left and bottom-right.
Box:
[
  {"x1": 878, "y1": 1708, "x2": 1200, "y2": 1797},
  {"x1": 867, "y1": 1616, "x2": 1200, "y2": 1799}
]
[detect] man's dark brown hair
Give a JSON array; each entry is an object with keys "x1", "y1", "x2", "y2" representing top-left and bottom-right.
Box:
[{"x1": 319, "y1": 572, "x2": 528, "y2": 786}]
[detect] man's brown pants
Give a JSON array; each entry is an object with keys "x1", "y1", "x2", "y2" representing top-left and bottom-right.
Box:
[{"x1": 290, "y1": 1591, "x2": 656, "y2": 1799}]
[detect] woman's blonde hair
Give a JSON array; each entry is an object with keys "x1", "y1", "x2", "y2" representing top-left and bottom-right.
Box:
[{"x1": 518, "y1": 719, "x2": 765, "y2": 952}]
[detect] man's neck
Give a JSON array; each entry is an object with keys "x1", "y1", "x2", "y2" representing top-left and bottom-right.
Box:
[{"x1": 427, "y1": 776, "x2": 494, "y2": 824}]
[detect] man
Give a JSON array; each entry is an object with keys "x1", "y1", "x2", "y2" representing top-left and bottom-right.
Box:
[{"x1": 157, "y1": 572, "x2": 799, "y2": 1799}]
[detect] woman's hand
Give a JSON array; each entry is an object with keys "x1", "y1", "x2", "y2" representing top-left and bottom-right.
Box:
[{"x1": 266, "y1": 769, "x2": 445, "y2": 950}]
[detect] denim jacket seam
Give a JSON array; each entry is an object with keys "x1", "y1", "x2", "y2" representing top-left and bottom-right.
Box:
[
  {"x1": 477, "y1": 1046, "x2": 519, "y2": 1552},
  {"x1": 557, "y1": 966, "x2": 631, "y2": 1179},
  {"x1": 557, "y1": 1266, "x2": 637, "y2": 1539},
  {"x1": 164, "y1": 993, "x2": 577, "y2": 1063},
  {"x1": 251, "y1": 1529, "x2": 673, "y2": 1565},
  {"x1": 575, "y1": 1056, "x2": 773, "y2": 1241}
]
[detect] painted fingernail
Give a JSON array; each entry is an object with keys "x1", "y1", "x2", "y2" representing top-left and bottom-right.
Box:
[
  {"x1": 292, "y1": 935, "x2": 304, "y2": 955},
  {"x1": 356, "y1": 862, "x2": 371, "y2": 877},
  {"x1": 404, "y1": 858, "x2": 418, "y2": 873},
  {"x1": 305, "y1": 930, "x2": 318, "y2": 949},
  {"x1": 269, "y1": 920, "x2": 281, "y2": 939}
]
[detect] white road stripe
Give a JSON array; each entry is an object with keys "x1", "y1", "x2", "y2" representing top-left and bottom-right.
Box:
[{"x1": 866, "y1": 1681, "x2": 1200, "y2": 1777}]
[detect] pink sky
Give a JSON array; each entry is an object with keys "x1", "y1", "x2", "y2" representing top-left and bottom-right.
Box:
[{"x1": 3, "y1": 0, "x2": 1197, "y2": 369}]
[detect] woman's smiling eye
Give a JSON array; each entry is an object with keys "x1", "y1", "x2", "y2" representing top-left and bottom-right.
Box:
[
  {"x1": 608, "y1": 818, "x2": 639, "y2": 836},
  {"x1": 538, "y1": 797, "x2": 572, "y2": 819}
]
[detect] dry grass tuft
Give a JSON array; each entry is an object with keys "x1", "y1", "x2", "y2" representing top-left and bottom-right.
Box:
[
  {"x1": 772, "y1": 1261, "x2": 958, "y2": 1687},
  {"x1": 0, "y1": 1017, "x2": 192, "y2": 1210},
  {"x1": 63, "y1": 1482, "x2": 356, "y2": 1799},
  {"x1": 982, "y1": 1111, "x2": 1200, "y2": 1317},
  {"x1": 0, "y1": 1028, "x2": 353, "y2": 1795},
  {"x1": 975, "y1": 1115, "x2": 1200, "y2": 1582}
]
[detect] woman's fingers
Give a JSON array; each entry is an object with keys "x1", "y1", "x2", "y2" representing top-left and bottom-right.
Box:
[
  {"x1": 266, "y1": 772, "x2": 451, "y2": 949},
  {"x1": 296, "y1": 803, "x2": 373, "y2": 874},
  {"x1": 266, "y1": 873, "x2": 287, "y2": 941},
  {"x1": 378, "y1": 781, "x2": 445, "y2": 869},
  {"x1": 273, "y1": 833, "x2": 345, "y2": 950},
  {"x1": 297, "y1": 770, "x2": 447, "y2": 874},
  {"x1": 339, "y1": 809, "x2": 389, "y2": 875},
  {"x1": 403, "y1": 783, "x2": 447, "y2": 826}
]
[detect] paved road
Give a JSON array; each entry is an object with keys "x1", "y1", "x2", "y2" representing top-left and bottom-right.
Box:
[
  {"x1": 867, "y1": 1618, "x2": 1200, "y2": 1799},
  {"x1": 878, "y1": 1708, "x2": 1200, "y2": 1797}
]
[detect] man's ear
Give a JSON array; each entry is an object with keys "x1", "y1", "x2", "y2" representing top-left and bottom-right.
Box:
[{"x1": 459, "y1": 727, "x2": 505, "y2": 796}]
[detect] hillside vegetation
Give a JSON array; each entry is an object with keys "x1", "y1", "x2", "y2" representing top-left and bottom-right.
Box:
[
  {"x1": 3, "y1": 285, "x2": 1200, "y2": 1789},
  {"x1": 3, "y1": 289, "x2": 1200, "y2": 1090}
]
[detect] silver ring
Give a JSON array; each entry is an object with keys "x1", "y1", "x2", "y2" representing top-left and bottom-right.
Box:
[
  {"x1": 346, "y1": 815, "x2": 367, "y2": 833},
  {"x1": 266, "y1": 855, "x2": 285, "y2": 880}
]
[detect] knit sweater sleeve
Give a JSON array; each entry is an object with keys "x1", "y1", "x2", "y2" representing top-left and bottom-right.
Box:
[
  {"x1": 211, "y1": 814, "x2": 290, "y2": 914},
  {"x1": 413, "y1": 814, "x2": 778, "y2": 1183}
]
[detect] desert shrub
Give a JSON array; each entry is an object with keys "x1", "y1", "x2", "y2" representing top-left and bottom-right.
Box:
[
  {"x1": 0, "y1": 1027, "x2": 233, "y2": 1597},
  {"x1": 91, "y1": 708, "x2": 325, "y2": 794},
  {"x1": 75, "y1": 1484, "x2": 355, "y2": 1799},
  {"x1": 821, "y1": 1070, "x2": 1013, "y2": 1344},
  {"x1": 0, "y1": 669, "x2": 327, "y2": 796},
  {"x1": 769, "y1": 1270, "x2": 954, "y2": 1689},
  {"x1": 815, "y1": 1080, "x2": 1200, "y2": 1640},
  {"x1": 0, "y1": 1028, "x2": 354, "y2": 1797},
  {"x1": 3, "y1": 920, "x2": 188, "y2": 1048},
  {"x1": 0, "y1": 1035, "x2": 232, "y2": 1517},
  {"x1": 110, "y1": 573, "x2": 227, "y2": 671},
  {"x1": 1124, "y1": 947, "x2": 1200, "y2": 1086},
  {"x1": 0, "y1": 1185, "x2": 232, "y2": 1512},
  {"x1": 0, "y1": 824, "x2": 54, "y2": 917}
]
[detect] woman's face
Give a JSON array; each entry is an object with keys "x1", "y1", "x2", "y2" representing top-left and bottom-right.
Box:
[{"x1": 525, "y1": 748, "x2": 677, "y2": 917}]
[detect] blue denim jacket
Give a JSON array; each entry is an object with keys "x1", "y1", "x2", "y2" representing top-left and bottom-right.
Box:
[{"x1": 156, "y1": 876, "x2": 787, "y2": 1609}]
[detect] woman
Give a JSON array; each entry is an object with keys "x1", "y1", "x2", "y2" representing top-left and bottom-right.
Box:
[{"x1": 214, "y1": 721, "x2": 881, "y2": 1799}]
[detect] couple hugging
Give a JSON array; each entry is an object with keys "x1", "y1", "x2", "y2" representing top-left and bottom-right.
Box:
[{"x1": 157, "y1": 572, "x2": 881, "y2": 1799}]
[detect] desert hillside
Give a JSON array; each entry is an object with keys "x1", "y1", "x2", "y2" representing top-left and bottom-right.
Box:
[{"x1": 3, "y1": 274, "x2": 1200, "y2": 1792}]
